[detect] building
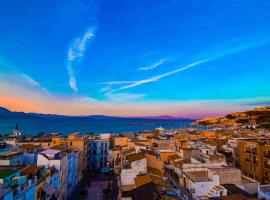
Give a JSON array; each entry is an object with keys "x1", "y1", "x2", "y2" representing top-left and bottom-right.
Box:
[
  {"x1": 238, "y1": 139, "x2": 270, "y2": 183},
  {"x1": 88, "y1": 134, "x2": 110, "y2": 169},
  {"x1": 120, "y1": 152, "x2": 147, "y2": 190},
  {"x1": 51, "y1": 132, "x2": 88, "y2": 182},
  {"x1": 0, "y1": 151, "x2": 25, "y2": 166},
  {"x1": 0, "y1": 167, "x2": 36, "y2": 200},
  {"x1": 37, "y1": 149, "x2": 68, "y2": 200}
]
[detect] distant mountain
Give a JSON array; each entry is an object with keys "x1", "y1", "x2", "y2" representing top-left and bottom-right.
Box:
[
  {"x1": 0, "y1": 106, "x2": 194, "y2": 120},
  {"x1": 0, "y1": 107, "x2": 33, "y2": 119},
  {"x1": 135, "y1": 115, "x2": 193, "y2": 120}
]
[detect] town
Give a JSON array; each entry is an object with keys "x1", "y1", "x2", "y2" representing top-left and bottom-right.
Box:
[{"x1": 0, "y1": 106, "x2": 270, "y2": 200}]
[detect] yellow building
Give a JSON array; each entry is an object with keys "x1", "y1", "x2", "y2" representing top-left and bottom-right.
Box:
[
  {"x1": 238, "y1": 139, "x2": 270, "y2": 183},
  {"x1": 111, "y1": 136, "x2": 128, "y2": 148}
]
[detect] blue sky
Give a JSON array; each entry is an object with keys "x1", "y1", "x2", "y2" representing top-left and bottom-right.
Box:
[{"x1": 0, "y1": 0, "x2": 270, "y2": 117}]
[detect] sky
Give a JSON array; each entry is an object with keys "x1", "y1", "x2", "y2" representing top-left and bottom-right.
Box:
[{"x1": 0, "y1": 0, "x2": 270, "y2": 118}]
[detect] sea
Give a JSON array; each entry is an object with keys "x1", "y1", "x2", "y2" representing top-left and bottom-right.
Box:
[{"x1": 0, "y1": 118, "x2": 199, "y2": 136}]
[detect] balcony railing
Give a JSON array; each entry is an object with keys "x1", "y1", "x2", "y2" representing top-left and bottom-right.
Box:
[
  {"x1": 245, "y1": 157, "x2": 258, "y2": 165},
  {"x1": 244, "y1": 148, "x2": 257, "y2": 154}
]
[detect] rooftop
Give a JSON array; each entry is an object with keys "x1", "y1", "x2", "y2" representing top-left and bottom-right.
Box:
[
  {"x1": 134, "y1": 175, "x2": 152, "y2": 187},
  {"x1": 41, "y1": 149, "x2": 60, "y2": 155},
  {"x1": 184, "y1": 171, "x2": 211, "y2": 182},
  {"x1": 0, "y1": 168, "x2": 19, "y2": 179},
  {"x1": 147, "y1": 167, "x2": 162, "y2": 176},
  {"x1": 20, "y1": 144, "x2": 41, "y2": 151},
  {"x1": 126, "y1": 152, "x2": 145, "y2": 163}
]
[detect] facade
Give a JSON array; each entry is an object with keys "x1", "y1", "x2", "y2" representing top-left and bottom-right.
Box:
[
  {"x1": 37, "y1": 149, "x2": 68, "y2": 200},
  {"x1": 51, "y1": 133, "x2": 88, "y2": 182},
  {"x1": 67, "y1": 150, "x2": 79, "y2": 195},
  {"x1": 238, "y1": 139, "x2": 270, "y2": 183},
  {"x1": 88, "y1": 136, "x2": 110, "y2": 169}
]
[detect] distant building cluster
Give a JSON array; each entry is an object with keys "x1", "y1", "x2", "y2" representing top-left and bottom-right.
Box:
[{"x1": 1, "y1": 125, "x2": 270, "y2": 200}]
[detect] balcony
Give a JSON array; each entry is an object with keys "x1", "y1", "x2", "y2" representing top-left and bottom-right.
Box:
[
  {"x1": 264, "y1": 152, "x2": 270, "y2": 159},
  {"x1": 244, "y1": 148, "x2": 257, "y2": 155},
  {"x1": 265, "y1": 163, "x2": 270, "y2": 170},
  {"x1": 245, "y1": 157, "x2": 258, "y2": 165}
]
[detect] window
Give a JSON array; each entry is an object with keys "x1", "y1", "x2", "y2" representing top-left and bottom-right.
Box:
[{"x1": 70, "y1": 142, "x2": 72, "y2": 146}]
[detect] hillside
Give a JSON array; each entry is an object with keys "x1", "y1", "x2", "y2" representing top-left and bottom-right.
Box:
[{"x1": 193, "y1": 106, "x2": 270, "y2": 128}]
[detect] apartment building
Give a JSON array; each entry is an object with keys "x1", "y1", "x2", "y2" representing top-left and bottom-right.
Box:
[
  {"x1": 37, "y1": 149, "x2": 68, "y2": 200},
  {"x1": 88, "y1": 134, "x2": 110, "y2": 169},
  {"x1": 51, "y1": 132, "x2": 88, "y2": 181},
  {"x1": 238, "y1": 139, "x2": 270, "y2": 183}
]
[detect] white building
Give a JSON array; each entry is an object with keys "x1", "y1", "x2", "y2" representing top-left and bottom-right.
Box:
[
  {"x1": 120, "y1": 152, "x2": 147, "y2": 187},
  {"x1": 37, "y1": 149, "x2": 68, "y2": 200}
]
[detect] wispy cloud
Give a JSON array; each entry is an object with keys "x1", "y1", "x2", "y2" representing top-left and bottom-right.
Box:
[
  {"x1": 138, "y1": 58, "x2": 167, "y2": 71},
  {"x1": 99, "y1": 81, "x2": 136, "y2": 85},
  {"x1": 105, "y1": 92, "x2": 145, "y2": 102},
  {"x1": 204, "y1": 39, "x2": 269, "y2": 61},
  {"x1": 112, "y1": 59, "x2": 208, "y2": 92},
  {"x1": 105, "y1": 40, "x2": 269, "y2": 93},
  {"x1": 67, "y1": 27, "x2": 96, "y2": 92}
]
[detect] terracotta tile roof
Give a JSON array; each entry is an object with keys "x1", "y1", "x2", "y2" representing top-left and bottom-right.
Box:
[
  {"x1": 121, "y1": 184, "x2": 135, "y2": 191},
  {"x1": 149, "y1": 175, "x2": 169, "y2": 186},
  {"x1": 147, "y1": 167, "x2": 162, "y2": 176},
  {"x1": 141, "y1": 149, "x2": 156, "y2": 156},
  {"x1": 20, "y1": 144, "x2": 41, "y2": 151},
  {"x1": 126, "y1": 152, "x2": 145, "y2": 163},
  {"x1": 167, "y1": 154, "x2": 181, "y2": 160},
  {"x1": 135, "y1": 175, "x2": 152, "y2": 187},
  {"x1": 122, "y1": 148, "x2": 136, "y2": 156}
]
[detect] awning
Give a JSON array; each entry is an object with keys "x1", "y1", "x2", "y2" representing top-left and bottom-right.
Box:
[{"x1": 42, "y1": 183, "x2": 56, "y2": 195}]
